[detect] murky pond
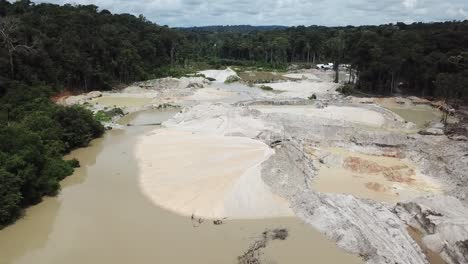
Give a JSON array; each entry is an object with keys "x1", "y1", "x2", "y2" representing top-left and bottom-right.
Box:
[
  {"x1": 117, "y1": 108, "x2": 180, "y2": 126},
  {"x1": 311, "y1": 148, "x2": 440, "y2": 203},
  {"x1": 384, "y1": 105, "x2": 442, "y2": 128},
  {"x1": 0, "y1": 111, "x2": 361, "y2": 264}
]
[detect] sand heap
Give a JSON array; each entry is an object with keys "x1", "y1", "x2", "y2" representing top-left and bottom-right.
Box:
[
  {"x1": 198, "y1": 68, "x2": 239, "y2": 83},
  {"x1": 134, "y1": 103, "x2": 292, "y2": 219}
]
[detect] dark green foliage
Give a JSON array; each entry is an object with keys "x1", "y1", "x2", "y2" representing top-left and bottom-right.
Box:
[
  {"x1": 259, "y1": 85, "x2": 273, "y2": 91},
  {"x1": 337, "y1": 84, "x2": 355, "y2": 95},
  {"x1": 308, "y1": 94, "x2": 317, "y2": 100},
  {"x1": 55, "y1": 106, "x2": 104, "y2": 151},
  {"x1": 0, "y1": 168, "x2": 22, "y2": 225},
  {"x1": 0, "y1": 83, "x2": 103, "y2": 227}
]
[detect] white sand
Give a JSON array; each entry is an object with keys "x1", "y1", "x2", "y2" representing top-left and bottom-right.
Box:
[
  {"x1": 258, "y1": 81, "x2": 339, "y2": 99},
  {"x1": 252, "y1": 105, "x2": 386, "y2": 127},
  {"x1": 165, "y1": 103, "x2": 280, "y2": 138},
  {"x1": 283, "y1": 73, "x2": 320, "y2": 80},
  {"x1": 135, "y1": 129, "x2": 293, "y2": 219},
  {"x1": 199, "y1": 68, "x2": 239, "y2": 83},
  {"x1": 179, "y1": 87, "x2": 236, "y2": 102}
]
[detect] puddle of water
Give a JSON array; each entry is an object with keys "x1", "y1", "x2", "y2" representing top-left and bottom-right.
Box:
[
  {"x1": 90, "y1": 96, "x2": 153, "y2": 107},
  {"x1": 311, "y1": 148, "x2": 440, "y2": 203},
  {"x1": 407, "y1": 227, "x2": 447, "y2": 264},
  {"x1": 0, "y1": 114, "x2": 361, "y2": 264},
  {"x1": 384, "y1": 105, "x2": 442, "y2": 128},
  {"x1": 117, "y1": 108, "x2": 180, "y2": 126},
  {"x1": 238, "y1": 71, "x2": 287, "y2": 83}
]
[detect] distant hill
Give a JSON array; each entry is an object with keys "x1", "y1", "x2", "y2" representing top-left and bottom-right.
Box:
[{"x1": 179, "y1": 25, "x2": 288, "y2": 33}]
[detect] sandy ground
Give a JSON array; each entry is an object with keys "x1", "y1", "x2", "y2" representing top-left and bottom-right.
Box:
[
  {"x1": 135, "y1": 129, "x2": 293, "y2": 219},
  {"x1": 283, "y1": 73, "x2": 320, "y2": 80},
  {"x1": 178, "y1": 87, "x2": 237, "y2": 103},
  {"x1": 251, "y1": 105, "x2": 386, "y2": 127},
  {"x1": 257, "y1": 80, "x2": 339, "y2": 99},
  {"x1": 199, "y1": 68, "x2": 238, "y2": 83}
]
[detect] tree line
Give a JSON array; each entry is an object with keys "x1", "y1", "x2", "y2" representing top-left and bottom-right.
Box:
[{"x1": 1, "y1": 1, "x2": 467, "y2": 98}]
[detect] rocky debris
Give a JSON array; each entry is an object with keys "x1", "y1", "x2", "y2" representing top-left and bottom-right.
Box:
[
  {"x1": 134, "y1": 76, "x2": 209, "y2": 90},
  {"x1": 236, "y1": 98, "x2": 317, "y2": 107},
  {"x1": 198, "y1": 68, "x2": 239, "y2": 83},
  {"x1": 238, "y1": 228, "x2": 289, "y2": 264},
  {"x1": 260, "y1": 139, "x2": 428, "y2": 264},
  {"x1": 419, "y1": 121, "x2": 445, "y2": 136},
  {"x1": 395, "y1": 195, "x2": 468, "y2": 264},
  {"x1": 295, "y1": 192, "x2": 428, "y2": 264}
]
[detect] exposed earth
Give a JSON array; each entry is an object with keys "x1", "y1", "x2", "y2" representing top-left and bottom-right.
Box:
[{"x1": 59, "y1": 68, "x2": 468, "y2": 264}]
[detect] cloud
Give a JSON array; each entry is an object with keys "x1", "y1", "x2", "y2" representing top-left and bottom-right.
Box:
[
  {"x1": 31, "y1": 0, "x2": 468, "y2": 26},
  {"x1": 402, "y1": 0, "x2": 418, "y2": 9}
]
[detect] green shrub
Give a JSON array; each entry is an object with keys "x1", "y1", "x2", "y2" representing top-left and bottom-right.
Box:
[
  {"x1": 308, "y1": 94, "x2": 317, "y2": 100},
  {"x1": 55, "y1": 106, "x2": 104, "y2": 151},
  {"x1": 259, "y1": 85, "x2": 274, "y2": 91},
  {"x1": 224, "y1": 75, "x2": 241, "y2": 83},
  {"x1": 337, "y1": 84, "x2": 355, "y2": 95},
  {"x1": 94, "y1": 110, "x2": 112, "y2": 122}
]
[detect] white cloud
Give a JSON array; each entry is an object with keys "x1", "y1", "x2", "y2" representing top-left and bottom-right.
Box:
[
  {"x1": 402, "y1": 0, "x2": 418, "y2": 9},
  {"x1": 31, "y1": 0, "x2": 468, "y2": 26}
]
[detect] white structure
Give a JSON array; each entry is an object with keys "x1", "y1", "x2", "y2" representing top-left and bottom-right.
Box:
[{"x1": 316, "y1": 63, "x2": 334, "y2": 70}]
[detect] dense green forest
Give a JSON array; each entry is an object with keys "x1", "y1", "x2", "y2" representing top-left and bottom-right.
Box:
[
  {"x1": 1, "y1": 0, "x2": 467, "y2": 96},
  {"x1": 0, "y1": 0, "x2": 467, "y2": 226}
]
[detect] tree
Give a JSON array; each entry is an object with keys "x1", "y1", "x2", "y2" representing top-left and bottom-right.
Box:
[
  {"x1": 326, "y1": 32, "x2": 346, "y2": 83},
  {"x1": 0, "y1": 17, "x2": 34, "y2": 78}
]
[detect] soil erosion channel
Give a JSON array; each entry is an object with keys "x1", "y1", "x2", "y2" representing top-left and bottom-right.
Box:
[{"x1": 0, "y1": 110, "x2": 361, "y2": 264}]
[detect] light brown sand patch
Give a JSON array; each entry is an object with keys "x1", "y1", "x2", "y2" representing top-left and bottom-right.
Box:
[
  {"x1": 135, "y1": 129, "x2": 293, "y2": 219},
  {"x1": 312, "y1": 148, "x2": 441, "y2": 203}
]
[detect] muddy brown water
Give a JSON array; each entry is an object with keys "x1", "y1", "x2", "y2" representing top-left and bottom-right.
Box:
[
  {"x1": 384, "y1": 105, "x2": 442, "y2": 128},
  {"x1": 311, "y1": 148, "x2": 441, "y2": 203},
  {"x1": 0, "y1": 111, "x2": 361, "y2": 264}
]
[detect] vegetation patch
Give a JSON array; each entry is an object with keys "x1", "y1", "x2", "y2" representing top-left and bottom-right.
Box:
[
  {"x1": 94, "y1": 108, "x2": 125, "y2": 123},
  {"x1": 259, "y1": 85, "x2": 274, "y2": 91},
  {"x1": 337, "y1": 83, "x2": 356, "y2": 95},
  {"x1": 0, "y1": 83, "x2": 104, "y2": 228},
  {"x1": 224, "y1": 75, "x2": 241, "y2": 83}
]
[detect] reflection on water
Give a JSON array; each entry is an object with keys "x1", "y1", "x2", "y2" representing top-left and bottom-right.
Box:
[
  {"x1": 117, "y1": 108, "x2": 180, "y2": 126},
  {"x1": 0, "y1": 111, "x2": 361, "y2": 264}
]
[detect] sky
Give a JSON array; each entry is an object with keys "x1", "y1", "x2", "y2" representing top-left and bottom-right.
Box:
[{"x1": 33, "y1": 0, "x2": 468, "y2": 27}]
